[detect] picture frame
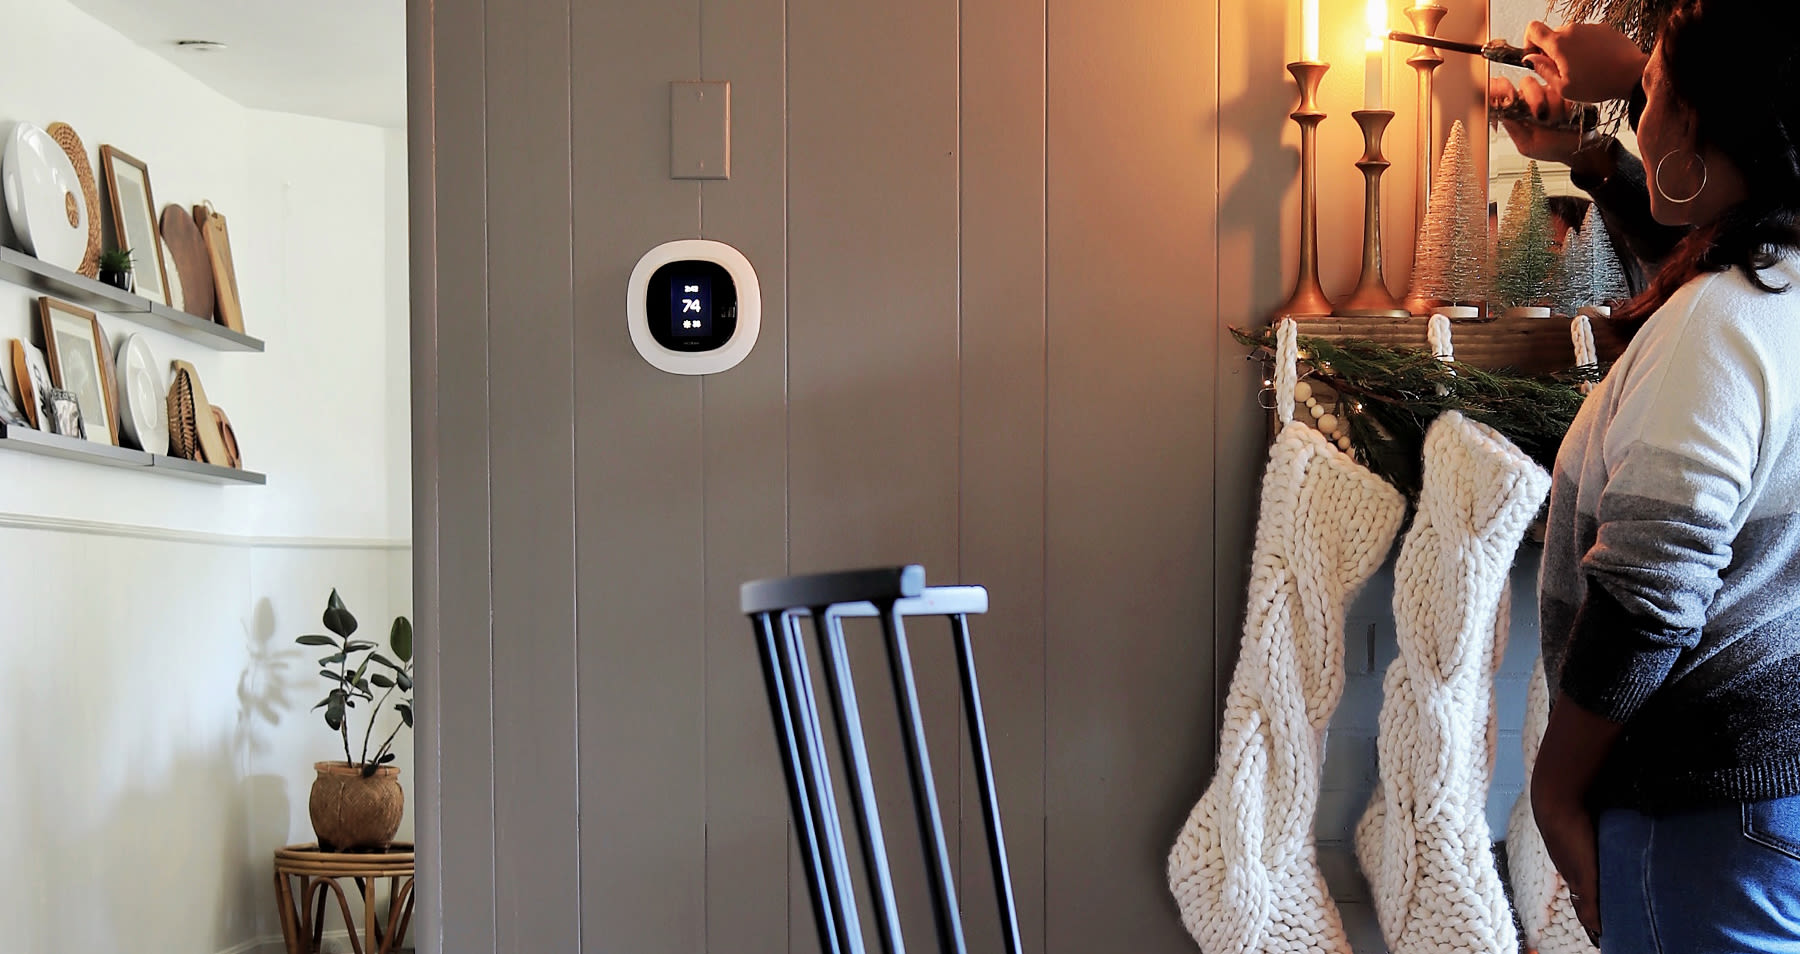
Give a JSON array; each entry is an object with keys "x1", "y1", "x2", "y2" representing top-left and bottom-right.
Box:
[
  {"x1": 10, "y1": 339, "x2": 55, "y2": 430},
  {"x1": 43, "y1": 387, "x2": 84, "y2": 439},
  {"x1": 0, "y1": 353, "x2": 27, "y2": 428},
  {"x1": 37, "y1": 297, "x2": 118, "y2": 446},
  {"x1": 98, "y1": 145, "x2": 172, "y2": 307}
]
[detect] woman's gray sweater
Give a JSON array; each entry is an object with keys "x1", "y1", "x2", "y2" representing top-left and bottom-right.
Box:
[{"x1": 1540, "y1": 256, "x2": 1800, "y2": 812}]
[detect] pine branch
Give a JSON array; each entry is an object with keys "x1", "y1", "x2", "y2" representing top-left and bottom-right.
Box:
[{"x1": 1231, "y1": 326, "x2": 1594, "y2": 496}]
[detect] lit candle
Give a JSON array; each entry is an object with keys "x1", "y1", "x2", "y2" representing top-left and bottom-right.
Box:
[
  {"x1": 1364, "y1": 0, "x2": 1386, "y2": 109},
  {"x1": 1302, "y1": 0, "x2": 1320, "y2": 62}
]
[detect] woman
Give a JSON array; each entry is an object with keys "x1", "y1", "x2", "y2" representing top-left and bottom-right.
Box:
[{"x1": 1527, "y1": 2, "x2": 1800, "y2": 951}]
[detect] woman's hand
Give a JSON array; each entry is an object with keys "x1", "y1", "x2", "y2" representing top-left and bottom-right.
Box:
[
  {"x1": 1533, "y1": 690, "x2": 1627, "y2": 947},
  {"x1": 1491, "y1": 75, "x2": 1579, "y2": 163},
  {"x1": 1490, "y1": 75, "x2": 1619, "y2": 181},
  {"x1": 1532, "y1": 781, "x2": 1603, "y2": 944},
  {"x1": 1524, "y1": 20, "x2": 1650, "y2": 104}
]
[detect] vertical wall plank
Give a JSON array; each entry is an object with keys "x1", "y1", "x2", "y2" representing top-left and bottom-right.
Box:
[
  {"x1": 412, "y1": 0, "x2": 495, "y2": 950},
  {"x1": 700, "y1": 0, "x2": 791, "y2": 949},
  {"x1": 1212, "y1": 0, "x2": 1292, "y2": 763},
  {"x1": 957, "y1": 0, "x2": 1047, "y2": 949},
  {"x1": 1044, "y1": 0, "x2": 1219, "y2": 953},
  {"x1": 485, "y1": 0, "x2": 580, "y2": 950},
  {"x1": 569, "y1": 0, "x2": 709, "y2": 951},
  {"x1": 786, "y1": 0, "x2": 962, "y2": 948}
]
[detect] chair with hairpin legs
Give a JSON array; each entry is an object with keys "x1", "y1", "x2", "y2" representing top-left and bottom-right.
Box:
[{"x1": 740, "y1": 565, "x2": 1024, "y2": 954}]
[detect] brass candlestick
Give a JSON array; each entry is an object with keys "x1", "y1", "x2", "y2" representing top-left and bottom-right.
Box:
[
  {"x1": 1276, "y1": 61, "x2": 1334, "y2": 319},
  {"x1": 1404, "y1": 3, "x2": 1448, "y2": 315},
  {"x1": 1340, "y1": 109, "x2": 1410, "y2": 317}
]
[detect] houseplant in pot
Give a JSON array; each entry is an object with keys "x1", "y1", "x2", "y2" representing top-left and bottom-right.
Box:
[
  {"x1": 97, "y1": 248, "x2": 133, "y2": 292},
  {"x1": 297, "y1": 589, "x2": 414, "y2": 851}
]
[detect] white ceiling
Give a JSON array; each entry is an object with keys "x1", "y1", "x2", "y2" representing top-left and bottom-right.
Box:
[{"x1": 67, "y1": 0, "x2": 406, "y2": 129}]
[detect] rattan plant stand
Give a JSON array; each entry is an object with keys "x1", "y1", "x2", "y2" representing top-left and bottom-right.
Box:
[{"x1": 274, "y1": 842, "x2": 415, "y2": 954}]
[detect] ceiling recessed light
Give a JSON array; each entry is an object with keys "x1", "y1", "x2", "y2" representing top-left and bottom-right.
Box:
[{"x1": 173, "y1": 39, "x2": 228, "y2": 53}]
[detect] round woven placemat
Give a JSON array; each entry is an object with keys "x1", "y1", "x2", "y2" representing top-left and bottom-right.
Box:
[
  {"x1": 45, "y1": 122, "x2": 101, "y2": 279},
  {"x1": 167, "y1": 367, "x2": 198, "y2": 460}
]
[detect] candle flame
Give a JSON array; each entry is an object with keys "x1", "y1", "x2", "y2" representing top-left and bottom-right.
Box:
[{"x1": 1365, "y1": 0, "x2": 1386, "y2": 49}]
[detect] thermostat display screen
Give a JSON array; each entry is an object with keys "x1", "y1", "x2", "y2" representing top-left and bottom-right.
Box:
[
  {"x1": 672, "y1": 276, "x2": 713, "y2": 337},
  {"x1": 646, "y1": 259, "x2": 738, "y2": 354}
]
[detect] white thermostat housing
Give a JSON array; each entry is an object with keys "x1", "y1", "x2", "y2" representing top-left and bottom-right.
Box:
[{"x1": 627, "y1": 239, "x2": 761, "y2": 375}]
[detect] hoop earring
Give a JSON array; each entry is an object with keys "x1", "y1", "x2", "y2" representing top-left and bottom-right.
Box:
[{"x1": 1656, "y1": 149, "x2": 1710, "y2": 204}]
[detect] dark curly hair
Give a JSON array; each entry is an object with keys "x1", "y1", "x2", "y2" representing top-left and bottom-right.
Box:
[{"x1": 1613, "y1": 0, "x2": 1800, "y2": 325}]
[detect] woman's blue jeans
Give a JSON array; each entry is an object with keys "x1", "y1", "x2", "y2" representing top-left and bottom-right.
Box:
[{"x1": 1600, "y1": 795, "x2": 1800, "y2": 953}]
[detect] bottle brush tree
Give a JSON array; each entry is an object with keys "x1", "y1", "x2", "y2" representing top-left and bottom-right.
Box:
[
  {"x1": 1495, "y1": 161, "x2": 1560, "y2": 311},
  {"x1": 1557, "y1": 203, "x2": 1631, "y2": 314},
  {"x1": 1409, "y1": 120, "x2": 1490, "y2": 308}
]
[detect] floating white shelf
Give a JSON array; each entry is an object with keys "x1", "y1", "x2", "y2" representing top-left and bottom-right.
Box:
[
  {"x1": 0, "y1": 423, "x2": 265, "y2": 484},
  {"x1": 0, "y1": 246, "x2": 265, "y2": 353}
]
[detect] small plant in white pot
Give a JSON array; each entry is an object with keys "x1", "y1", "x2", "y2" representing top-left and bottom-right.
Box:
[{"x1": 297, "y1": 589, "x2": 414, "y2": 851}]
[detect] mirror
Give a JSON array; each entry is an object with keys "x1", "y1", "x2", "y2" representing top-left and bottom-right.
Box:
[{"x1": 1486, "y1": 0, "x2": 1641, "y2": 308}]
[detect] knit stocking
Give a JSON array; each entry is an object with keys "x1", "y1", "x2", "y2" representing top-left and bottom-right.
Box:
[
  {"x1": 1169, "y1": 320, "x2": 1407, "y2": 954},
  {"x1": 1354, "y1": 411, "x2": 1549, "y2": 954},
  {"x1": 1506, "y1": 657, "x2": 1596, "y2": 954}
]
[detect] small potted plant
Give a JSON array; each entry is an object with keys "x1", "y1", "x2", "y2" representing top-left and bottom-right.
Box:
[
  {"x1": 98, "y1": 247, "x2": 133, "y2": 292},
  {"x1": 297, "y1": 589, "x2": 414, "y2": 851}
]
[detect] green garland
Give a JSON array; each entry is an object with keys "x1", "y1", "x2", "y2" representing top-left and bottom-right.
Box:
[{"x1": 1234, "y1": 327, "x2": 1602, "y2": 498}]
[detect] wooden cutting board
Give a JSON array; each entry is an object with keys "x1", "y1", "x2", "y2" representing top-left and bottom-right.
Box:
[
  {"x1": 194, "y1": 204, "x2": 245, "y2": 333},
  {"x1": 161, "y1": 204, "x2": 214, "y2": 321}
]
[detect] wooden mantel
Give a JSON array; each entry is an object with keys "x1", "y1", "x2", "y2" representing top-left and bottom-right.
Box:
[{"x1": 1289, "y1": 313, "x2": 1632, "y2": 375}]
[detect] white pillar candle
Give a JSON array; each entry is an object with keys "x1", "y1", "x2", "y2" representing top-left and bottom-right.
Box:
[
  {"x1": 1303, "y1": 0, "x2": 1320, "y2": 62},
  {"x1": 1364, "y1": 0, "x2": 1386, "y2": 109}
]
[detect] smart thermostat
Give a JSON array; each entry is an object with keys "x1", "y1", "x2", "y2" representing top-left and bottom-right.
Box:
[{"x1": 627, "y1": 239, "x2": 761, "y2": 375}]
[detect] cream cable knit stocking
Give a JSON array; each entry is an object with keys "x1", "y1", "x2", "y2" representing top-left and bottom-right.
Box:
[
  {"x1": 1506, "y1": 658, "x2": 1596, "y2": 954},
  {"x1": 1354, "y1": 412, "x2": 1549, "y2": 954},
  {"x1": 1169, "y1": 320, "x2": 1407, "y2": 953}
]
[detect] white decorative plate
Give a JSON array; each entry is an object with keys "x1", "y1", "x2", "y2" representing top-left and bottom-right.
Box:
[
  {"x1": 115, "y1": 334, "x2": 169, "y2": 454},
  {"x1": 3, "y1": 123, "x2": 89, "y2": 271}
]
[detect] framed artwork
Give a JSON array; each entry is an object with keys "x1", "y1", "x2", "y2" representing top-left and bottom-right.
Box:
[
  {"x1": 10, "y1": 339, "x2": 55, "y2": 430},
  {"x1": 43, "y1": 387, "x2": 84, "y2": 439},
  {"x1": 37, "y1": 297, "x2": 118, "y2": 446},
  {"x1": 0, "y1": 353, "x2": 26, "y2": 428},
  {"x1": 98, "y1": 145, "x2": 172, "y2": 306}
]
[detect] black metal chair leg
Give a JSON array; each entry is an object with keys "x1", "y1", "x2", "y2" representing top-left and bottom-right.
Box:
[
  {"x1": 779, "y1": 610, "x2": 869, "y2": 954},
  {"x1": 879, "y1": 606, "x2": 968, "y2": 954},
  {"x1": 816, "y1": 608, "x2": 908, "y2": 954},
  {"x1": 753, "y1": 611, "x2": 847, "y2": 954},
  {"x1": 951, "y1": 613, "x2": 1024, "y2": 954}
]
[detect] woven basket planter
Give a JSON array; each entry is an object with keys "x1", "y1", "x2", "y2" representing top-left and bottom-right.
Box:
[{"x1": 309, "y1": 761, "x2": 403, "y2": 851}]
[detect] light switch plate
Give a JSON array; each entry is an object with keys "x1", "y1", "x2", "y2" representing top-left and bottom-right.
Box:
[{"x1": 670, "y1": 81, "x2": 730, "y2": 180}]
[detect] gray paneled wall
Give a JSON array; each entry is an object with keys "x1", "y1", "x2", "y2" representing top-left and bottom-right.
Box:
[{"x1": 400, "y1": 0, "x2": 1570, "y2": 951}]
